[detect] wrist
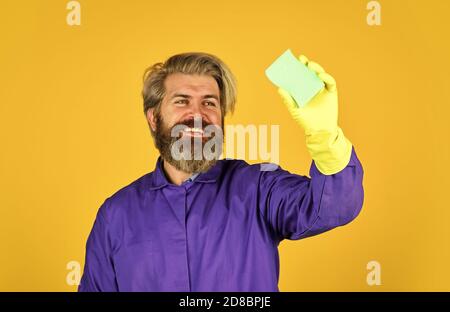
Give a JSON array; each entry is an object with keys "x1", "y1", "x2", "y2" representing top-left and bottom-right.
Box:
[{"x1": 305, "y1": 127, "x2": 353, "y2": 175}]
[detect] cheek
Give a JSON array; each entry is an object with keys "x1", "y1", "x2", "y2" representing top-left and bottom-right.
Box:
[
  {"x1": 207, "y1": 111, "x2": 222, "y2": 125},
  {"x1": 159, "y1": 106, "x2": 179, "y2": 127}
]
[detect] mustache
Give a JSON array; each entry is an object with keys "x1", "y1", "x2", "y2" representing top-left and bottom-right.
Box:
[
  {"x1": 168, "y1": 118, "x2": 223, "y2": 141},
  {"x1": 174, "y1": 118, "x2": 213, "y2": 129}
]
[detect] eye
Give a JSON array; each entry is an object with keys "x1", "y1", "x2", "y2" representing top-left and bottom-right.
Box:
[
  {"x1": 175, "y1": 99, "x2": 188, "y2": 104},
  {"x1": 205, "y1": 101, "x2": 217, "y2": 107}
]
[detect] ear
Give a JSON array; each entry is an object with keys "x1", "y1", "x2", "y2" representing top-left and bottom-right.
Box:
[{"x1": 146, "y1": 108, "x2": 157, "y2": 132}]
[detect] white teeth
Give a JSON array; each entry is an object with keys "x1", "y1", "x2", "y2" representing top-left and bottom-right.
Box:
[{"x1": 184, "y1": 127, "x2": 204, "y2": 133}]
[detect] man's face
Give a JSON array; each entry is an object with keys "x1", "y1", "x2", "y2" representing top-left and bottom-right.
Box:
[{"x1": 146, "y1": 73, "x2": 224, "y2": 174}]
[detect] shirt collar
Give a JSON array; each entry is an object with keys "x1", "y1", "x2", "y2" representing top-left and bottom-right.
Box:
[
  {"x1": 148, "y1": 156, "x2": 223, "y2": 190},
  {"x1": 184, "y1": 172, "x2": 200, "y2": 183}
]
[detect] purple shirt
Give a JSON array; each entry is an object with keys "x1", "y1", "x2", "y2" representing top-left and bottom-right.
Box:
[{"x1": 79, "y1": 147, "x2": 364, "y2": 292}]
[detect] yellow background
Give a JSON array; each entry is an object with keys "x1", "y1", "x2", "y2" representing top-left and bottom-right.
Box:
[{"x1": 1, "y1": 0, "x2": 449, "y2": 291}]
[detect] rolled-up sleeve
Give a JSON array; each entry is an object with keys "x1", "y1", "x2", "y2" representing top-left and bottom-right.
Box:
[
  {"x1": 258, "y1": 146, "x2": 364, "y2": 241},
  {"x1": 78, "y1": 199, "x2": 118, "y2": 292}
]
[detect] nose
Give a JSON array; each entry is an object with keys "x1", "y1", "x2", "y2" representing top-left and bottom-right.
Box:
[{"x1": 186, "y1": 101, "x2": 208, "y2": 123}]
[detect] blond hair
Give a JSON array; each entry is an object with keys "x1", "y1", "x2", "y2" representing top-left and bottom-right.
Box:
[{"x1": 142, "y1": 52, "x2": 237, "y2": 117}]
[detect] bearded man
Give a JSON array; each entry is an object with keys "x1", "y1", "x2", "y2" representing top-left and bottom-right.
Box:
[{"x1": 79, "y1": 52, "x2": 364, "y2": 292}]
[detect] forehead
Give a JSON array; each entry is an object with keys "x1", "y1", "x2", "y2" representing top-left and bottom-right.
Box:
[{"x1": 164, "y1": 73, "x2": 219, "y2": 97}]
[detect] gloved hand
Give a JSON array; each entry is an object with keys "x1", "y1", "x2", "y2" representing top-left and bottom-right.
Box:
[{"x1": 277, "y1": 54, "x2": 353, "y2": 175}]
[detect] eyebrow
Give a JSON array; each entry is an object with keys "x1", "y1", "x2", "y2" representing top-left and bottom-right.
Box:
[{"x1": 171, "y1": 93, "x2": 219, "y2": 101}]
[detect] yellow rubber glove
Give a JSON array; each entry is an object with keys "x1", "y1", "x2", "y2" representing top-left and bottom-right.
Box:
[{"x1": 277, "y1": 54, "x2": 353, "y2": 175}]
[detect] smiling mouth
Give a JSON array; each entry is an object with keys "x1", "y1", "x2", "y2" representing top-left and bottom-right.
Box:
[{"x1": 182, "y1": 127, "x2": 205, "y2": 137}]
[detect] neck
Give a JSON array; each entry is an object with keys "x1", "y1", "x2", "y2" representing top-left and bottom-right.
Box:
[{"x1": 162, "y1": 158, "x2": 192, "y2": 186}]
